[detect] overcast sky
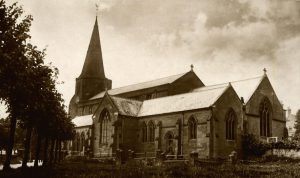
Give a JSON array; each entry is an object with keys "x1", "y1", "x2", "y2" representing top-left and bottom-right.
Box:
[{"x1": 1, "y1": 0, "x2": 299, "y2": 117}]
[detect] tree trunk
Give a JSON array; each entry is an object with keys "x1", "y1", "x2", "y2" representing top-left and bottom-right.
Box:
[
  {"x1": 34, "y1": 133, "x2": 42, "y2": 167},
  {"x1": 58, "y1": 140, "x2": 62, "y2": 162},
  {"x1": 22, "y1": 125, "x2": 33, "y2": 168},
  {"x1": 49, "y1": 138, "x2": 55, "y2": 165},
  {"x1": 54, "y1": 139, "x2": 58, "y2": 163},
  {"x1": 43, "y1": 137, "x2": 49, "y2": 166},
  {"x1": 3, "y1": 116, "x2": 17, "y2": 171}
]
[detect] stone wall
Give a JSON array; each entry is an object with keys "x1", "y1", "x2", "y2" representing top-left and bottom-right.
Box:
[
  {"x1": 135, "y1": 110, "x2": 211, "y2": 159},
  {"x1": 246, "y1": 76, "x2": 286, "y2": 139},
  {"x1": 92, "y1": 96, "x2": 118, "y2": 157},
  {"x1": 213, "y1": 86, "x2": 243, "y2": 159}
]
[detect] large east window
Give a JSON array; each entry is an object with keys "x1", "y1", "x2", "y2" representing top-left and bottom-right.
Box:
[
  {"x1": 99, "y1": 109, "x2": 110, "y2": 144},
  {"x1": 260, "y1": 98, "x2": 272, "y2": 137}
]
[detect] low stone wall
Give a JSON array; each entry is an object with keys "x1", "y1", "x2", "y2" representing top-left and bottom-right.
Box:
[{"x1": 266, "y1": 149, "x2": 300, "y2": 158}]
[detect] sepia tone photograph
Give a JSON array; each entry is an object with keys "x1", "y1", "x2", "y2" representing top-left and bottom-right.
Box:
[{"x1": 0, "y1": 0, "x2": 300, "y2": 177}]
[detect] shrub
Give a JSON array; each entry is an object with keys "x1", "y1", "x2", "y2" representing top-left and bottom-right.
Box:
[
  {"x1": 242, "y1": 134, "x2": 300, "y2": 159},
  {"x1": 242, "y1": 134, "x2": 270, "y2": 158}
]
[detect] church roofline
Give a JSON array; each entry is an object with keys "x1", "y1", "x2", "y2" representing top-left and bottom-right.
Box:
[{"x1": 89, "y1": 70, "x2": 193, "y2": 100}]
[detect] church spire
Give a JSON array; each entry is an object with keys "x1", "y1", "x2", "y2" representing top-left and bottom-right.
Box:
[
  {"x1": 75, "y1": 17, "x2": 112, "y2": 101},
  {"x1": 79, "y1": 17, "x2": 105, "y2": 79}
]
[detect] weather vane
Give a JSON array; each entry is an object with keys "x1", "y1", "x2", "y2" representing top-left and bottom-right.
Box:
[{"x1": 95, "y1": 3, "x2": 99, "y2": 17}]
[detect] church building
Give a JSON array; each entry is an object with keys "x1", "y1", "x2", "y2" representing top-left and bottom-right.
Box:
[{"x1": 68, "y1": 17, "x2": 287, "y2": 160}]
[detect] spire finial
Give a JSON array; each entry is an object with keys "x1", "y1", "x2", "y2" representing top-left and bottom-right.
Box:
[
  {"x1": 95, "y1": 2, "x2": 99, "y2": 17},
  {"x1": 190, "y1": 64, "x2": 194, "y2": 71},
  {"x1": 263, "y1": 68, "x2": 267, "y2": 75}
]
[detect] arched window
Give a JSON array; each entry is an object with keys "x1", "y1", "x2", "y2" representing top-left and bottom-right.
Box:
[
  {"x1": 76, "y1": 133, "x2": 80, "y2": 151},
  {"x1": 148, "y1": 121, "x2": 155, "y2": 142},
  {"x1": 226, "y1": 109, "x2": 236, "y2": 140},
  {"x1": 99, "y1": 109, "x2": 110, "y2": 144},
  {"x1": 89, "y1": 106, "x2": 93, "y2": 114},
  {"x1": 260, "y1": 98, "x2": 272, "y2": 137},
  {"x1": 80, "y1": 132, "x2": 85, "y2": 151},
  {"x1": 142, "y1": 122, "x2": 147, "y2": 142},
  {"x1": 165, "y1": 131, "x2": 175, "y2": 155},
  {"x1": 188, "y1": 117, "x2": 197, "y2": 139}
]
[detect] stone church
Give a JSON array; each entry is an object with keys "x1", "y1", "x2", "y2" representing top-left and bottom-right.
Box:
[{"x1": 68, "y1": 17, "x2": 286, "y2": 160}]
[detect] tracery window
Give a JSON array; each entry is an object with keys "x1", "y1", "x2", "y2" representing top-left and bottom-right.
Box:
[
  {"x1": 226, "y1": 109, "x2": 236, "y2": 140},
  {"x1": 148, "y1": 121, "x2": 155, "y2": 142},
  {"x1": 142, "y1": 122, "x2": 147, "y2": 142},
  {"x1": 188, "y1": 117, "x2": 197, "y2": 139},
  {"x1": 99, "y1": 109, "x2": 110, "y2": 144},
  {"x1": 260, "y1": 98, "x2": 272, "y2": 137}
]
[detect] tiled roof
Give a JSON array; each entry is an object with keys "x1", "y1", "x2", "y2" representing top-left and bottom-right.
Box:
[
  {"x1": 110, "y1": 96, "x2": 143, "y2": 117},
  {"x1": 138, "y1": 84, "x2": 229, "y2": 117},
  {"x1": 72, "y1": 114, "x2": 93, "y2": 127},
  {"x1": 89, "y1": 72, "x2": 187, "y2": 100}
]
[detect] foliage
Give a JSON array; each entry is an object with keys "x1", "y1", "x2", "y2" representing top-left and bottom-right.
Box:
[
  {"x1": 0, "y1": 0, "x2": 74, "y2": 169},
  {"x1": 0, "y1": 118, "x2": 9, "y2": 151},
  {"x1": 294, "y1": 109, "x2": 300, "y2": 140},
  {"x1": 3, "y1": 160, "x2": 300, "y2": 178},
  {"x1": 241, "y1": 134, "x2": 270, "y2": 158},
  {"x1": 242, "y1": 133, "x2": 300, "y2": 159}
]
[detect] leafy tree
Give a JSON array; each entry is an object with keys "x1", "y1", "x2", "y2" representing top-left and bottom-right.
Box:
[
  {"x1": 0, "y1": 118, "x2": 9, "y2": 154},
  {"x1": 0, "y1": 0, "x2": 33, "y2": 170},
  {"x1": 294, "y1": 109, "x2": 300, "y2": 140},
  {"x1": 0, "y1": 1, "x2": 74, "y2": 169}
]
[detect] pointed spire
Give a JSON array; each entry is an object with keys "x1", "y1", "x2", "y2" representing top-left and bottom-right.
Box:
[{"x1": 79, "y1": 17, "x2": 105, "y2": 79}]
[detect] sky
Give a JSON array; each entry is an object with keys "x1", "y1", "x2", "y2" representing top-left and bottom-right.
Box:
[{"x1": 1, "y1": 0, "x2": 300, "y2": 118}]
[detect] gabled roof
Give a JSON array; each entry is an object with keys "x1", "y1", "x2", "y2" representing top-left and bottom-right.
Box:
[
  {"x1": 72, "y1": 114, "x2": 93, "y2": 127},
  {"x1": 110, "y1": 96, "x2": 143, "y2": 117},
  {"x1": 194, "y1": 75, "x2": 264, "y2": 104},
  {"x1": 90, "y1": 72, "x2": 187, "y2": 100},
  {"x1": 138, "y1": 84, "x2": 229, "y2": 117}
]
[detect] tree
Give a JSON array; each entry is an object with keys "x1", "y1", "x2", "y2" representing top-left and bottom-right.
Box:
[
  {"x1": 0, "y1": 118, "x2": 9, "y2": 154},
  {"x1": 0, "y1": 1, "x2": 33, "y2": 170},
  {"x1": 294, "y1": 109, "x2": 300, "y2": 140},
  {"x1": 0, "y1": 1, "x2": 75, "y2": 169}
]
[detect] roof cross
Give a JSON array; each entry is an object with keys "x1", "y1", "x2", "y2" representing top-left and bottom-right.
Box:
[{"x1": 263, "y1": 68, "x2": 267, "y2": 75}]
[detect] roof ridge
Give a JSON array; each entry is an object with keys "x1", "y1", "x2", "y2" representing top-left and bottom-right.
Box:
[
  {"x1": 110, "y1": 95, "x2": 143, "y2": 103},
  {"x1": 108, "y1": 72, "x2": 187, "y2": 91},
  {"x1": 230, "y1": 75, "x2": 263, "y2": 83},
  {"x1": 207, "y1": 75, "x2": 263, "y2": 86},
  {"x1": 196, "y1": 83, "x2": 229, "y2": 89},
  {"x1": 143, "y1": 84, "x2": 228, "y2": 103}
]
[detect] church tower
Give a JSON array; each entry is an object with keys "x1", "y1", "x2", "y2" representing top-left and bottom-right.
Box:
[{"x1": 75, "y1": 17, "x2": 112, "y2": 102}]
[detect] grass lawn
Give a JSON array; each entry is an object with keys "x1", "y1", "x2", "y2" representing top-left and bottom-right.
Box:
[{"x1": 1, "y1": 158, "x2": 300, "y2": 178}]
